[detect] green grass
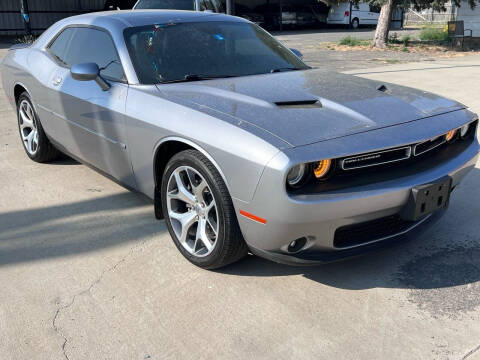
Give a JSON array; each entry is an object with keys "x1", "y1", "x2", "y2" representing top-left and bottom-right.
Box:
[
  {"x1": 419, "y1": 25, "x2": 449, "y2": 41},
  {"x1": 339, "y1": 36, "x2": 368, "y2": 46}
]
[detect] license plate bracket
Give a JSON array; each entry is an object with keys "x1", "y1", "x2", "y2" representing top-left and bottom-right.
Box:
[{"x1": 400, "y1": 177, "x2": 452, "y2": 222}]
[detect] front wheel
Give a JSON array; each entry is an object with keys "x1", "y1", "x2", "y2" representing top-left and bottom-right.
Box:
[{"x1": 161, "y1": 150, "x2": 248, "y2": 269}]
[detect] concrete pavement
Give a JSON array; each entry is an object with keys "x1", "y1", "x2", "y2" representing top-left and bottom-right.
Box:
[{"x1": 1, "y1": 48, "x2": 480, "y2": 360}]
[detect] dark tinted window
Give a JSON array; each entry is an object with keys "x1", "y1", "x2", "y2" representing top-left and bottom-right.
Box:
[
  {"x1": 124, "y1": 22, "x2": 308, "y2": 84},
  {"x1": 370, "y1": 4, "x2": 381, "y2": 13},
  {"x1": 135, "y1": 0, "x2": 195, "y2": 10},
  {"x1": 63, "y1": 28, "x2": 125, "y2": 81},
  {"x1": 48, "y1": 27, "x2": 76, "y2": 65}
]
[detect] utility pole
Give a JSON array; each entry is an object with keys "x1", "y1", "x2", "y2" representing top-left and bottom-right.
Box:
[
  {"x1": 226, "y1": 0, "x2": 234, "y2": 15},
  {"x1": 20, "y1": 0, "x2": 31, "y2": 35}
]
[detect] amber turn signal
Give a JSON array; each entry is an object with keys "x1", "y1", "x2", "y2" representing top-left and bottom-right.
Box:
[
  {"x1": 313, "y1": 159, "x2": 332, "y2": 179},
  {"x1": 445, "y1": 129, "x2": 456, "y2": 142}
]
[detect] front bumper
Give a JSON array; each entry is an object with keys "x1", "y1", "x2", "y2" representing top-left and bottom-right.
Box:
[{"x1": 234, "y1": 134, "x2": 479, "y2": 265}]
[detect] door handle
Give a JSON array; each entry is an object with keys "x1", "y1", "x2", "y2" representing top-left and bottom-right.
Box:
[{"x1": 52, "y1": 76, "x2": 62, "y2": 86}]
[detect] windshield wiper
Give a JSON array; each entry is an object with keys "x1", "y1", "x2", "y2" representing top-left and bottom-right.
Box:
[
  {"x1": 159, "y1": 74, "x2": 238, "y2": 84},
  {"x1": 270, "y1": 67, "x2": 303, "y2": 73}
]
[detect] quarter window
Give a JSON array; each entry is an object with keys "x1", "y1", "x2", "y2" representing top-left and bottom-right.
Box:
[{"x1": 48, "y1": 27, "x2": 75, "y2": 65}]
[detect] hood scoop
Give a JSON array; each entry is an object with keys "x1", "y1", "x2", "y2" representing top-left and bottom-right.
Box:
[
  {"x1": 377, "y1": 84, "x2": 391, "y2": 94},
  {"x1": 274, "y1": 99, "x2": 322, "y2": 109}
]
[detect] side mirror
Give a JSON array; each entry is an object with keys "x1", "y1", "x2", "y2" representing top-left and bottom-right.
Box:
[
  {"x1": 71, "y1": 62, "x2": 110, "y2": 91},
  {"x1": 290, "y1": 48, "x2": 303, "y2": 59}
]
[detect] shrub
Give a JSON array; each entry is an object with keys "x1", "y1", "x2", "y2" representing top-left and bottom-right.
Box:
[
  {"x1": 339, "y1": 36, "x2": 363, "y2": 46},
  {"x1": 388, "y1": 33, "x2": 399, "y2": 44},
  {"x1": 419, "y1": 25, "x2": 449, "y2": 41},
  {"x1": 15, "y1": 34, "x2": 36, "y2": 44},
  {"x1": 401, "y1": 35, "x2": 411, "y2": 46}
]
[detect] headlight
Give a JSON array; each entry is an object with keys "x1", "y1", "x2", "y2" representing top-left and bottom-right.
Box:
[
  {"x1": 460, "y1": 123, "x2": 471, "y2": 138},
  {"x1": 286, "y1": 164, "x2": 307, "y2": 187},
  {"x1": 313, "y1": 159, "x2": 332, "y2": 179},
  {"x1": 445, "y1": 129, "x2": 457, "y2": 142}
]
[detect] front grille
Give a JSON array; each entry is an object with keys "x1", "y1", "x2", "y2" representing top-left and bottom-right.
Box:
[
  {"x1": 342, "y1": 146, "x2": 411, "y2": 170},
  {"x1": 413, "y1": 136, "x2": 446, "y2": 156},
  {"x1": 333, "y1": 214, "x2": 415, "y2": 248}
]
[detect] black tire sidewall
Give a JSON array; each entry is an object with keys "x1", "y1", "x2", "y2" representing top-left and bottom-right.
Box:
[{"x1": 161, "y1": 151, "x2": 230, "y2": 268}]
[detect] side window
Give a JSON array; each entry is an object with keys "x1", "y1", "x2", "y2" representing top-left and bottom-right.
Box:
[
  {"x1": 65, "y1": 28, "x2": 125, "y2": 82},
  {"x1": 48, "y1": 28, "x2": 76, "y2": 65},
  {"x1": 370, "y1": 4, "x2": 381, "y2": 13}
]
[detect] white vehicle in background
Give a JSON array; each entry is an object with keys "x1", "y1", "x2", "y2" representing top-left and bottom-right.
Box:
[{"x1": 327, "y1": 2, "x2": 380, "y2": 29}]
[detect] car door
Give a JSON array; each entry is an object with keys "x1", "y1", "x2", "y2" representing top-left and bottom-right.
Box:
[{"x1": 46, "y1": 26, "x2": 136, "y2": 187}]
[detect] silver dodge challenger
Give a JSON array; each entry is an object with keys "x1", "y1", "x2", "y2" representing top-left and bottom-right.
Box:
[{"x1": 2, "y1": 11, "x2": 479, "y2": 269}]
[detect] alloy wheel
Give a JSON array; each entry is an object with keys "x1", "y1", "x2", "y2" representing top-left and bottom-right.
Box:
[
  {"x1": 18, "y1": 100, "x2": 39, "y2": 156},
  {"x1": 166, "y1": 166, "x2": 219, "y2": 257}
]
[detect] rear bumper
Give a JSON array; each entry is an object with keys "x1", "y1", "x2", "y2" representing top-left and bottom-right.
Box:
[
  {"x1": 234, "y1": 138, "x2": 479, "y2": 265},
  {"x1": 326, "y1": 19, "x2": 349, "y2": 25}
]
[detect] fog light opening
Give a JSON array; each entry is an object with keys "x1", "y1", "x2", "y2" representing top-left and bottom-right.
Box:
[{"x1": 287, "y1": 237, "x2": 307, "y2": 253}]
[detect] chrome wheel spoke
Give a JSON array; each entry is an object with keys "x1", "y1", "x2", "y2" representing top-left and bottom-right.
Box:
[
  {"x1": 26, "y1": 131, "x2": 35, "y2": 153},
  {"x1": 187, "y1": 169, "x2": 207, "y2": 202},
  {"x1": 206, "y1": 217, "x2": 218, "y2": 237},
  {"x1": 19, "y1": 109, "x2": 34, "y2": 130},
  {"x1": 169, "y1": 210, "x2": 197, "y2": 245},
  {"x1": 196, "y1": 218, "x2": 213, "y2": 253},
  {"x1": 168, "y1": 171, "x2": 196, "y2": 205}
]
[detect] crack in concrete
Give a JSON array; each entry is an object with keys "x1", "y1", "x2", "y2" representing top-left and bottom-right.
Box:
[
  {"x1": 51, "y1": 241, "x2": 145, "y2": 360},
  {"x1": 462, "y1": 344, "x2": 480, "y2": 360}
]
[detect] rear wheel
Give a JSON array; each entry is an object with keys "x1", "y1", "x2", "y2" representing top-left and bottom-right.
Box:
[
  {"x1": 161, "y1": 150, "x2": 248, "y2": 269},
  {"x1": 351, "y1": 18, "x2": 359, "y2": 29},
  {"x1": 17, "y1": 92, "x2": 59, "y2": 162}
]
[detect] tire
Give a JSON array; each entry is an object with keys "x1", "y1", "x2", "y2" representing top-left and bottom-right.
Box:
[
  {"x1": 17, "y1": 92, "x2": 59, "y2": 162},
  {"x1": 351, "y1": 18, "x2": 359, "y2": 29},
  {"x1": 161, "y1": 150, "x2": 248, "y2": 269}
]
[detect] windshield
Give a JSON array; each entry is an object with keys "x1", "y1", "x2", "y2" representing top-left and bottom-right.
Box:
[
  {"x1": 124, "y1": 21, "x2": 309, "y2": 84},
  {"x1": 134, "y1": 0, "x2": 195, "y2": 10}
]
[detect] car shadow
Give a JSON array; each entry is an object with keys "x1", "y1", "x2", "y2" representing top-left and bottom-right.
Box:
[{"x1": 0, "y1": 192, "x2": 161, "y2": 267}]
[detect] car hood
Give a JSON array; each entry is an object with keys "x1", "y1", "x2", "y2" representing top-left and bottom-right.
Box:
[{"x1": 155, "y1": 69, "x2": 465, "y2": 147}]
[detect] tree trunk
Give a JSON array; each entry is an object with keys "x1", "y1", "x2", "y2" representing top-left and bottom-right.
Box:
[{"x1": 372, "y1": 0, "x2": 394, "y2": 48}]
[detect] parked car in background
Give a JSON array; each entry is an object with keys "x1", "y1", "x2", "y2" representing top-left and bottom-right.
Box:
[
  {"x1": 327, "y1": 2, "x2": 380, "y2": 29},
  {"x1": 133, "y1": 0, "x2": 224, "y2": 12},
  {"x1": 281, "y1": 5, "x2": 297, "y2": 27}
]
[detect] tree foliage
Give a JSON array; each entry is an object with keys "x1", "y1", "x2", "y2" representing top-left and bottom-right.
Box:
[
  {"x1": 351, "y1": 0, "x2": 480, "y2": 48},
  {"x1": 360, "y1": 0, "x2": 478, "y2": 11}
]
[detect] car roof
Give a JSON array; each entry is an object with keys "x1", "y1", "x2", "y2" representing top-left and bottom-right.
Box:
[
  {"x1": 35, "y1": 10, "x2": 248, "y2": 50},
  {"x1": 66, "y1": 10, "x2": 245, "y2": 28}
]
